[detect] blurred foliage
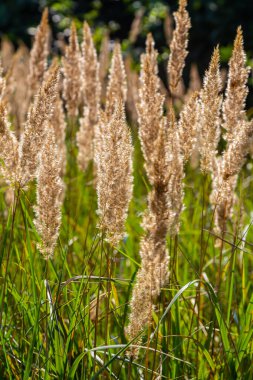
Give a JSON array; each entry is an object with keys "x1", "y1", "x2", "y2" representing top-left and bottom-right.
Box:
[
  {"x1": 1, "y1": 0, "x2": 253, "y2": 100},
  {"x1": 1, "y1": 1, "x2": 253, "y2": 49}
]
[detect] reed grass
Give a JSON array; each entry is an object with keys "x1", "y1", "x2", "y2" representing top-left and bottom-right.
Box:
[{"x1": 0, "y1": 3, "x2": 253, "y2": 379}]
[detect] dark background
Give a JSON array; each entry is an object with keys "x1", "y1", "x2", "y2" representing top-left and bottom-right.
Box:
[{"x1": 1, "y1": 0, "x2": 253, "y2": 100}]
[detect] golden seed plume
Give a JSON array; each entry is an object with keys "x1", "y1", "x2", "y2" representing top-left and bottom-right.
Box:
[
  {"x1": 28, "y1": 8, "x2": 50, "y2": 98},
  {"x1": 51, "y1": 89, "x2": 67, "y2": 177},
  {"x1": 127, "y1": 109, "x2": 184, "y2": 353},
  {"x1": 222, "y1": 27, "x2": 250, "y2": 145},
  {"x1": 199, "y1": 47, "x2": 222, "y2": 173},
  {"x1": 178, "y1": 91, "x2": 199, "y2": 161},
  {"x1": 4, "y1": 45, "x2": 30, "y2": 136},
  {"x1": 168, "y1": 0, "x2": 191, "y2": 95},
  {"x1": 105, "y1": 42, "x2": 127, "y2": 116},
  {"x1": 209, "y1": 31, "x2": 251, "y2": 240},
  {"x1": 127, "y1": 35, "x2": 184, "y2": 353},
  {"x1": 137, "y1": 33, "x2": 164, "y2": 176},
  {"x1": 222, "y1": 121, "x2": 253, "y2": 178},
  {"x1": 95, "y1": 101, "x2": 133, "y2": 245},
  {"x1": 166, "y1": 105, "x2": 185, "y2": 235},
  {"x1": 19, "y1": 64, "x2": 59, "y2": 185},
  {"x1": 76, "y1": 21, "x2": 101, "y2": 171},
  {"x1": 0, "y1": 101, "x2": 19, "y2": 184},
  {"x1": 99, "y1": 32, "x2": 110, "y2": 100},
  {"x1": 45, "y1": 59, "x2": 66, "y2": 175},
  {"x1": 210, "y1": 120, "x2": 253, "y2": 242},
  {"x1": 34, "y1": 127, "x2": 64, "y2": 259},
  {"x1": 62, "y1": 22, "x2": 82, "y2": 118},
  {"x1": 0, "y1": 38, "x2": 14, "y2": 72}
]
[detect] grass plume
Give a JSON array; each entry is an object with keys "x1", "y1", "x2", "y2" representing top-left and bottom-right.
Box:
[
  {"x1": 168, "y1": 0, "x2": 191, "y2": 95},
  {"x1": 76, "y1": 22, "x2": 100, "y2": 172}
]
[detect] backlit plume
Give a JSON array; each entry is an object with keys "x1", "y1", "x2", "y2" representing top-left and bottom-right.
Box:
[
  {"x1": 28, "y1": 8, "x2": 50, "y2": 98},
  {"x1": 0, "y1": 101, "x2": 19, "y2": 184},
  {"x1": 62, "y1": 22, "x2": 82, "y2": 118},
  {"x1": 168, "y1": 0, "x2": 191, "y2": 95},
  {"x1": 105, "y1": 42, "x2": 127, "y2": 116},
  {"x1": 95, "y1": 101, "x2": 133, "y2": 246},
  {"x1": 222, "y1": 26, "x2": 250, "y2": 145},
  {"x1": 126, "y1": 35, "x2": 184, "y2": 355},
  {"x1": 210, "y1": 28, "x2": 251, "y2": 243},
  {"x1": 199, "y1": 47, "x2": 222, "y2": 173},
  {"x1": 34, "y1": 128, "x2": 64, "y2": 259},
  {"x1": 76, "y1": 22, "x2": 101, "y2": 171},
  {"x1": 178, "y1": 91, "x2": 199, "y2": 162},
  {"x1": 19, "y1": 64, "x2": 59, "y2": 185}
]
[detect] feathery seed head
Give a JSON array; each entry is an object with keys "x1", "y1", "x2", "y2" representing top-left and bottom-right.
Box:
[
  {"x1": 0, "y1": 101, "x2": 19, "y2": 184},
  {"x1": 20, "y1": 64, "x2": 60, "y2": 185},
  {"x1": 69, "y1": 22, "x2": 79, "y2": 52},
  {"x1": 178, "y1": 91, "x2": 199, "y2": 162},
  {"x1": 199, "y1": 46, "x2": 222, "y2": 173},
  {"x1": 105, "y1": 42, "x2": 127, "y2": 116},
  {"x1": 3, "y1": 46, "x2": 30, "y2": 135},
  {"x1": 210, "y1": 27, "x2": 251, "y2": 238},
  {"x1": 138, "y1": 33, "x2": 165, "y2": 175},
  {"x1": 95, "y1": 100, "x2": 133, "y2": 246},
  {"x1": 28, "y1": 8, "x2": 50, "y2": 97},
  {"x1": 210, "y1": 120, "x2": 253, "y2": 242},
  {"x1": 49, "y1": 72, "x2": 67, "y2": 177},
  {"x1": 127, "y1": 39, "x2": 184, "y2": 351},
  {"x1": 62, "y1": 21, "x2": 82, "y2": 118},
  {"x1": 168, "y1": 0, "x2": 191, "y2": 95},
  {"x1": 179, "y1": 0, "x2": 187, "y2": 11},
  {"x1": 76, "y1": 21, "x2": 101, "y2": 171},
  {"x1": 34, "y1": 127, "x2": 63, "y2": 259},
  {"x1": 222, "y1": 26, "x2": 250, "y2": 144},
  {"x1": 0, "y1": 38, "x2": 14, "y2": 72}
]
